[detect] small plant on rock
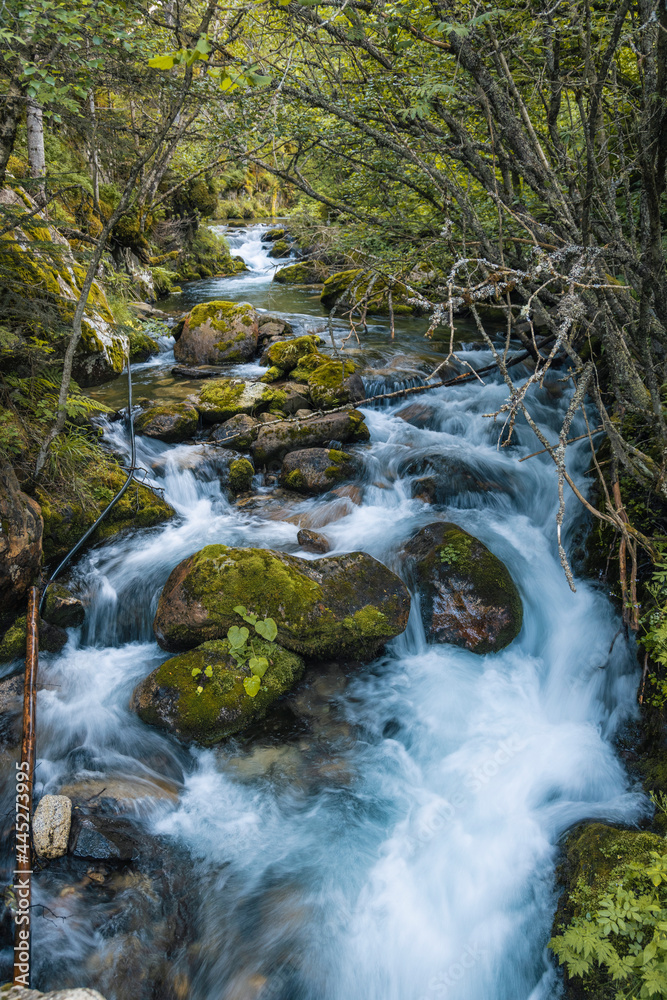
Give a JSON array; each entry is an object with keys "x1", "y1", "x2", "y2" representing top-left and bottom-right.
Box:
[{"x1": 191, "y1": 605, "x2": 278, "y2": 697}]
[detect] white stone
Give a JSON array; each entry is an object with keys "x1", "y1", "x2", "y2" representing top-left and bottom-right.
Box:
[{"x1": 32, "y1": 794, "x2": 72, "y2": 858}]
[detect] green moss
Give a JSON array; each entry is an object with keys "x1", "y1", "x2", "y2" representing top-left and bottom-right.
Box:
[
  {"x1": 260, "y1": 366, "x2": 285, "y2": 384},
  {"x1": 0, "y1": 615, "x2": 66, "y2": 662},
  {"x1": 325, "y1": 449, "x2": 353, "y2": 480},
  {"x1": 266, "y1": 335, "x2": 321, "y2": 373},
  {"x1": 228, "y1": 458, "x2": 254, "y2": 493},
  {"x1": 36, "y1": 440, "x2": 175, "y2": 563},
  {"x1": 320, "y1": 268, "x2": 415, "y2": 314},
  {"x1": 273, "y1": 262, "x2": 326, "y2": 284},
  {"x1": 135, "y1": 637, "x2": 305, "y2": 744},
  {"x1": 284, "y1": 469, "x2": 307, "y2": 491},
  {"x1": 134, "y1": 403, "x2": 198, "y2": 441},
  {"x1": 197, "y1": 379, "x2": 286, "y2": 422},
  {"x1": 264, "y1": 227, "x2": 285, "y2": 241},
  {"x1": 188, "y1": 300, "x2": 255, "y2": 341},
  {"x1": 127, "y1": 327, "x2": 160, "y2": 362},
  {"x1": 308, "y1": 359, "x2": 357, "y2": 409},
  {"x1": 268, "y1": 239, "x2": 291, "y2": 258}
]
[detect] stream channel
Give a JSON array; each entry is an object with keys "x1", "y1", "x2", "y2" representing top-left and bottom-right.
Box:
[{"x1": 0, "y1": 224, "x2": 647, "y2": 1000}]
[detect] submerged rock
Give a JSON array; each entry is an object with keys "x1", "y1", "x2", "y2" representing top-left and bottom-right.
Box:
[
  {"x1": 173, "y1": 300, "x2": 258, "y2": 365},
  {"x1": 251, "y1": 409, "x2": 369, "y2": 466},
  {"x1": 195, "y1": 378, "x2": 288, "y2": 423},
  {"x1": 0, "y1": 459, "x2": 43, "y2": 612},
  {"x1": 32, "y1": 794, "x2": 72, "y2": 858},
  {"x1": 402, "y1": 522, "x2": 522, "y2": 653},
  {"x1": 131, "y1": 637, "x2": 306, "y2": 744},
  {"x1": 153, "y1": 545, "x2": 410, "y2": 659},
  {"x1": 297, "y1": 528, "x2": 331, "y2": 554},
  {"x1": 280, "y1": 448, "x2": 360, "y2": 495},
  {"x1": 134, "y1": 401, "x2": 199, "y2": 442}
]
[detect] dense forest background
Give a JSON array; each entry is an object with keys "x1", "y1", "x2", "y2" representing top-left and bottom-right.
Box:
[{"x1": 1, "y1": 3, "x2": 667, "y2": 992}]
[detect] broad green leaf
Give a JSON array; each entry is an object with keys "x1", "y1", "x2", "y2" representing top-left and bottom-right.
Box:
[
  {"x1": 191, "y1": 667, "x2": 202, "y2": 677},
  {"x1": 249, "y1": 656, "x2": 269, "y2": 677},
  {"x1": 233, "y1": 605, "x2": 247, "y2": 615},
  {"x1": 228, "y1": 625, "x2": 249, "y2": 649},
  {"x1": 204, "y1": 665, "x2": 213, "y2": 678},
  {"x1": 255, "y1": 618, "x2": 277, "y2": 641},
  {"x1": 149, "y1": 54, "x2": 176, "y2": 69},
  {"x1": 243, "y1": 675, "x2": 261, "y2": 697}
]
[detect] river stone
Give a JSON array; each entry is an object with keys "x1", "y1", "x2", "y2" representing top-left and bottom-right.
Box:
[
  {"x1": 267, "y1": 239, "x2": 291, "y2": 258},
  {"x1": 402, "y1": 522, "x2": 523, "y2": 654},
  {"x1": 395, "y1": 402, "x2": 438, "y2": 428},
  {"x1": 208, "y1": 413, "x2": 259, "y2": 448},
  {"x1": 43, "y1": 583, "x2": 85, "y2": 628},
  {"x1": 266, "y1": 335, "x2": 322, "y2": 373},
  {"x1": 0, "y1": 459, "x2": 43, "y2": 612},
  {"x1": 173, "y1": 300, "x2": 259, "y2": 365},
  {"x1": 228, "y1": 458, "x2": 254, "y2": 493},
  {"x1": 251, "y1": 409, "x2": 370, "y2": 466},
  {"x1": 273, "y1": 261, "x2": 327, "y2": 284},
  {"x1": 0, "y1": 614, "x2": 68, "y2": 663},
  {"x1": 134, "y1": 401, "x2": 199, "y2": 443},
  {"x1": 281, "y1": 448, "x2": 361, "y2": 495},
  {"x1": 297, "y1": 529, "x2": 330, "y2": 554},
  {"x1": 32, "y1": 795, "x2": 72, "y2": 858},
  {"x1": 261, "y1": 227, "x2": 286, "y2": 242},
  {"x1": 195, "y1": 378, "x2": 287, "y2": 423},
  {"x1": 153, "y1": 545, "x2": 411, "y2": 659},
  {"x1": 399, "y1": 453, "x2": 514, "y2": 503},
  {"x1": 2, "y1": 989, "x2": 108, "y2": 999},
  {"x1": 131, "y1": 637, "x2": 306, "y2": 745},
  {"x1": 257, "y1": 313, "x2": 293, "y2": 337}
]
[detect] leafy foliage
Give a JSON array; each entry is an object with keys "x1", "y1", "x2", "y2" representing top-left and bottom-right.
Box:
[{"x1": 190, "y1": 605, "x2": 278, "y2": 697}]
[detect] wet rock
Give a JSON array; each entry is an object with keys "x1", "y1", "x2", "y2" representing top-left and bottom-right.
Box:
[
  {"x1": 208, "y1": 413, "x2": 259, "y2": 449},
  {"x1": 266, "y1": 334, "x2": 322, "y2": 373},
  {"x1": 258, "y1": 313, "x2": 293, "y2": 338},
  {"x1": 0, "y1": 674, "x2": 24, "y2": 748},
  {"x1": 228, "y1": 458, "x2": 254, "y2": 494},
  {"x1": 42, "y1": 583, "x2": 85, "y2": 629},
  {"x1": 307, "y1": 362, "x2": 365, "y2": 410},
  {"x1": 0, "y1": 614, "x2": 68, "y2": 663},
  {"x1": 297, "y1": 529, "x2": 330, "y2": 554},
  {"x1": 131, "y1": 637, "x2": 306, "y2": 745},
  {"x1": 396, "y1": 402, "x2": 438, "y2": 428},
  {"x1": 171, "y1": 364, "x2": 228, "y2": 379},
  {"x1": 252, "y1": 409, "x2": 370, "y2": 466},
  {"x1": 261, "y1": 227, "x2": 286, "y2": 242},
  {"x1": 273, "y1": 261, "x2": 327, "y2": 284},
  {"x1": 70, "y1": 817, "x2": 137, "y2": 861},
  {"x1": 2, "y1": 987, "x2": 108, "y2": 999},
  {"x1": 195, "y1": 378, "x2": 288, "y2": 424},
  {"x1": 153, "y1": 545, "x2": 411, "y2": 660},
  {"x1": 33, "y1": 795, "x2": 72, "y2": 858},
  {"x1": 399, "y1": 453, "x2": 512, "y2": 503},
  {"x1": 58, "y1": 775, "x2": 180, "y2": 811},
  {"x1": 173, "y1": 300, "x2": 259, "y2": 366},
  {"x1": 281, "y1": 448, "x2": 360, "y2": 495},
  {"x1": 134, "y1": 401, "x2": 199, "y2": 443},
  {"x1": 0, "y1": 459, "x2": 43, "y2": 612},
  {"x1": 267, "y1": 239, "x2": 291, "y2": 258},
  {"x1": 402, "y1": 522, "x2": 523, "y2": 654}
]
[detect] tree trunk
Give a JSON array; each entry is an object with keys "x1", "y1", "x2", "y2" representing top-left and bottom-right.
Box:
[
  {"x1": 88, "y1": 90, "x2": 100, "y2": 213},
  {"x1": 0, "y1": 75, "x2": 24, "y2": 187},
  {"x1": 26, "y1": 98, "x2": 47, "y2": 209}
]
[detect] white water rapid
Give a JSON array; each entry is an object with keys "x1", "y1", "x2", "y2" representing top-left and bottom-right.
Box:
[{"x1": 1, "y1": 225, "x2": 646, "y2": 1000}]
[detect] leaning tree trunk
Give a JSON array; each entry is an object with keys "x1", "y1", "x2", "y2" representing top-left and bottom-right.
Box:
[{"x1": 26, "y1": 98, "x2": 46, "y2": 209}]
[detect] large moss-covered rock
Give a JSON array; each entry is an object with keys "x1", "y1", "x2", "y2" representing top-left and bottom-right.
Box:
[
  {"x1": 173, "y1": 300, "x2": 258, "y2": 365},
  {"x1": 196, "y1": 378, "x2": 288, "y2": 423},
  {"x1": 306, "y1": 358, "x2": 365, "y2": 410},
  {"x1": 43, "y1": 582, "x2": 85, "y2": 628},
  {"x1": 261, "y1": 227, "x2": 286, "y2": 243},
  {"x1": 228, "y1": 457, "x2": 254, "y2": 493},
  {"x1": 281, "y1": 448, "x2": 360, "y2": 494},
  {"x1": 208, "y1": 413, "x2": 259, "y2": 448},
  {"x1": 36, "y1": 444, "x2": 175, "y2": 563},
  {"x1": 153, "y1": 545, "x2": 411, "y2": 659},
  {"x1": 267, "y1": 239, "x2": 291, "y2": 259},
  {"x1": 0, "y1": 613, "x2": 67, "y2": 663},
  {"x1": 273, "y1": 262, "x2": 327, "y2": 284},
  {"x1": 134, "y1": 401, "x2": 199, "y2": 442},
  {"x1": 131, "y1": 638, "x2": 305, "y2": 744},
  {"x1": 0, "y1": 187, "x2": 129, "y2": 386},
  {"x1": 402, "y1": 522, "x2": 523, "y2": 653},
  {"x1": 266, "y1": 335, "x2": 321, "y2": 373},
  {"x1": 0, "y1": 459, "x2": 42, "y2": 612},
  {"x1": 251, "y1": 409, "x2": 370, "y2": 466}
]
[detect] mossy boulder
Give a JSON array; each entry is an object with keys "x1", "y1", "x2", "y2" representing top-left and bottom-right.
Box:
[
  {"x1": 0, "y1": 614, "x2": 67, "y2": 663},
  {"x1": 261, "y1": 227, "x2": 286, "y2": 243},
  {"x1": 196, "y1": 378, "x2": 288, "y2": 424},
  {"x1": 267, "y1": 239, "x2": 291, "y2": 259},
  {"x1": 153, "y1": 545, "x2": 411, "y2": 659},
  {"x1": 131, "y1": 638, "x2": 305, "y2": 745},
  {"x1": 273, "y1": 262, "x2": 327, "y2": 285},
  {"x1": 320, "y1": 268, "x2": 415, "y2": 315},
  {"x1": 228, "y1": 458, "x2": 254, "y2": 493},
  {"x1": 173, "y1": 301, "x2": 258, "y2": 366},
  {"x1": 43, "y1": 582, "x2": 85, "y2": 628},
  {"x1": 401, "y1": 522, "x2": 523, "y2": 654},
  {"x1": 134, "y1": 401, "x2": 199, "y2": 443},
  {"x1": 280, "y1": 448, "x2": 361, "y2": 495},
  {"x1": 127, "y1": 326, "x2": 160, "y2": 362},
  {"x1": 209, "y1": 413, "x2": 259, "y2": 449},
  {"x1": 306, "y1": 358, "x2": 365, "y2": 410},
  {"x1": 266, "y1": 335, "x2": 322, "y2": 373},
  {"x1": 0, "y1": 459, "x2": 43, "y2": 612},
  {"x1": 251, "y1": 409, "x2": 370, "y2": 466},
  {"x1": 36, "y1": 444, "x2": 175, "y2": 563}
]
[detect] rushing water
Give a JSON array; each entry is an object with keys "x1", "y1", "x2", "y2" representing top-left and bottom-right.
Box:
[{"x1": 1, "y1": 225, "x2": 647, "y2": 999}]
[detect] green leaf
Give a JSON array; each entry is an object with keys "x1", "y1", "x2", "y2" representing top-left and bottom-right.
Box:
[
  {"x1": 255, "y1": 618, "x2": 278, "y2": 641},
  {"x1": 233, "y1": 605, "x2": 247, "y2": 615},
  {"x1": 191, "y1": 667, "x2": 202, "y2": 677},
  {"x1": 196, "y1": 685, "x2": 204, "y2": 695},
  {"x1": 249, "y1": 656, "x2": 269, "y2": 677},
  {"x1": 195, "y1": 35, "x2": 211, "y2": 54},
  {"x1": 243, "y1": 675, "x2": 261, "y2": 697},
  {"x1": 228, "y1": 625, "x2": 249, "y2": 649},
  {"x1": 149, "y1": 54, "x2": 177, "y2": 69},
  {"x1": 204, "y1": 665, "x2": 213, "y2": 678}
]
